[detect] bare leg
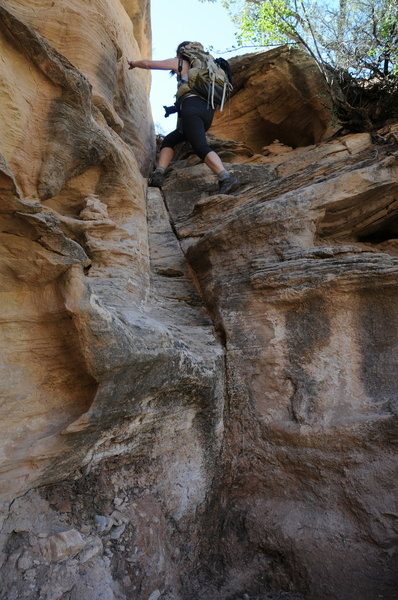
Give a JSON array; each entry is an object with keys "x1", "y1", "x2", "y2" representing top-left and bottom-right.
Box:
[
  {"x1": 149, "y1": 146, "x2": 174, "y2": 187},
  {"x1": 157, "y1": 149, "x2": 223, "y2": 174},
  {"x1": 158, "y1": 147, "x2": 174, "y2": 169},
  {"x1": 204, "y1": 150, "x2": 225, "y2": 175}
]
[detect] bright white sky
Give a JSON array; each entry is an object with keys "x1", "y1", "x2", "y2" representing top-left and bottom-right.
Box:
[{"x1": 149, "y1": 0, "x2": 245, "y2": 132}]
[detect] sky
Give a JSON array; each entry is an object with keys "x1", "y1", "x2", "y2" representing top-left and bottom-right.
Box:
[{"x1": 149, "y1": 0, "x2": 245, "y2": 132}]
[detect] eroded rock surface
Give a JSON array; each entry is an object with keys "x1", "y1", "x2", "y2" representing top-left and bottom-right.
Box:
[
  {"x1": 1, "y1": 3, "x2": 398, "y2": 599},
  {"x1": 0, "y1": 3, "x2": 223, "y2": 598},
  {"x1": 211, "y1": 47, "x2": 336, "y2": 152},
  {"x1": 161, "y1": 125, "x2": 398, "y2": 600}
]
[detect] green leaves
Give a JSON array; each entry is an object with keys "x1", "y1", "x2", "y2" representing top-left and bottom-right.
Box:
[
  {"x1": 207, "y1": 0, "x2": 397, "y2": 79},
  {"x1": 201, "y1": 0, "x2": 398, "y2": 129},
  {"x1": 237, "y1": 0, "x2": 300, "y2": 46}
]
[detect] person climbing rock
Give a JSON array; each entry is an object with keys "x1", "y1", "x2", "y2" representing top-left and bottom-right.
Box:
[{"x1": 127, "y1": 41, "x2": 239, "y2": 194}]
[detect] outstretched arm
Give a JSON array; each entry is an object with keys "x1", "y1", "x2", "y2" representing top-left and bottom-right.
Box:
[{"x1": 127, "y1": 57, "x2": 178, "y2": 71}]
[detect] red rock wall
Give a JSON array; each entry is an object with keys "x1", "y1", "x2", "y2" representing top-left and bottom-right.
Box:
[
  {"x1": 211, "y1": 47, "x2": 336, "y2": 151},
  {"x1": 1, "y1": 4, "x2": 398, "y2": 599},
  {"x1": 0, "y1": 4, "x2": 224, "y2": 598},
  {"x1": 162, "y1": 122, "x2": 398, "y2": 599}
]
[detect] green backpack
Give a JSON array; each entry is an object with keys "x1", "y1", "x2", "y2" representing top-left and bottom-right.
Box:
[{"x1": 176, "y1": 42, "x2": 233, "y2": 111}]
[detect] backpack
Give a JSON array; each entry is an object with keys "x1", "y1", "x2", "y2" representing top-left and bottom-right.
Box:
[{"x1": 175, "y1": 42, "x2": 233, "y2": 111}]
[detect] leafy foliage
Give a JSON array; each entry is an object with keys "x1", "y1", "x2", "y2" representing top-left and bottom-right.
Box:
[{"x1": 200, "y1": 0, "x2": 398, "y2": 130}]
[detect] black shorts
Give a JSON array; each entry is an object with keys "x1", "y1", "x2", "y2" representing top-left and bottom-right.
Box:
[{"x1": 161, "y1": 95, "x2": 214, "y2": 160}]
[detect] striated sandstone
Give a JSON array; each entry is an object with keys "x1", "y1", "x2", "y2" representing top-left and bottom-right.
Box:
[
  {"x1": 211, "y1": 47, "x2": 336, "y2": 152},
  {"x1": 161, "y1": 127, "x2": 398, "y2": 599},
  {"x1": 0, "y1": 6, "x2": 223, "y2": 600},
  {"x1": 1, "y1": 2, "x2": 398, "y2": 599}
]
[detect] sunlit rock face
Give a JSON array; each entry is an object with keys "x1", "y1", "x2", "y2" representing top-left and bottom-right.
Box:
[
  {"x1": 0, "y1": 2, "x2": 398, "y2": 598},
  {"x1": 0, "y1": 0, "x2": 155, "y2": 502},
  {"x1": 211, "y1": 46, "x2": 336, "y2": 151}
]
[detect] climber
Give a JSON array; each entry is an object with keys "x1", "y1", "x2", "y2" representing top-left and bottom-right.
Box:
[{"x1": 127, "y1": 41, "x2": 239, "y2": 194}]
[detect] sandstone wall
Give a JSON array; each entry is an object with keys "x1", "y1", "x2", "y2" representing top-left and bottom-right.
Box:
[
  {"x1": 211, "y1": 47, "x2": 336, "y2": 152},
  {"x1": 163, "y1": 125, "x2": 398, "y2": 599},
  {"x1": 0, "y1": 3, "x2": 224, "y2": 598},
  {"x1": 1, "y1": 4, "x2": 398, "y2": 599},
  {"x1": 0, "y1": 0, "x2": 154, "y2": 502}
]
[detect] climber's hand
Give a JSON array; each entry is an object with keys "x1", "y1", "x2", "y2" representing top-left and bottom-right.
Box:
[{"x1": 127, "y1": 59, "x2": 136, "y2": 70}]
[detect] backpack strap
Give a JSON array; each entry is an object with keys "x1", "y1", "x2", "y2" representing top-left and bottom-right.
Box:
[
  {"x1": 220, "y1": 80, "x2": 227, "y2": 111},
  {"x1": 177, "y1": 56, "x2": 184, "y2": 82}
]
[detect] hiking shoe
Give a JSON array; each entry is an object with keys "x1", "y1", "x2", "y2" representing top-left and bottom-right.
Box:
[
  {"x1": 218, "y1": 173, "x2": 239, "y2": 195},
  {"x1": 149, "y1": 169, "x2": 164, "y2": 187}
]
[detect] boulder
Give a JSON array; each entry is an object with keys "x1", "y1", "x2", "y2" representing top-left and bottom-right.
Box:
[{"x1": 211, "y1": 46, "x2": 336, "y2": 152}]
